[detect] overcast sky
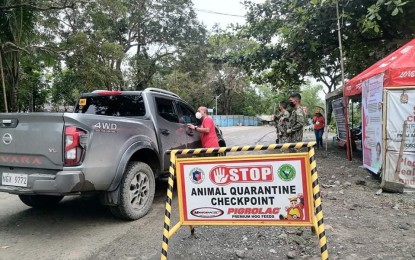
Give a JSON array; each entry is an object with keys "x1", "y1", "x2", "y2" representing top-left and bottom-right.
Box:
[{"x1": 192, "y1": 0, "x2": 265, "y2": 30}]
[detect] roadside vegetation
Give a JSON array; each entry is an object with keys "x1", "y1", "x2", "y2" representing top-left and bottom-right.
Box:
[{"x1": 0, "y1": 0, "x2": 413, "y2": 114}]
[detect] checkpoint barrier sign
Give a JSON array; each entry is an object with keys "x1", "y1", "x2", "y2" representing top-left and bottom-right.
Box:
[
  {"x1": 161, "y1": 142, "x2": 328, "y2": 260},
  {"x1": 177, "y1": 154, "x2": 313, "y2": 225}
]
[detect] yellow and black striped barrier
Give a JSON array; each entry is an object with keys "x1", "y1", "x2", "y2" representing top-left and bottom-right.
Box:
[
  {"x1": 161, "y1": 142, "x2": 328, "y2": 260},
  {"x1": 165, "y1": 141, "x2": 310, "y2": 155},
  {"x1": 309, "y1": 145, "x2": 328, "y2": 260}
]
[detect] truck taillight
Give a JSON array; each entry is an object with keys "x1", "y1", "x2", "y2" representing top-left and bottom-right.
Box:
[
  {"x1": 64, "y1": 126, "x2": 86, "y2": 166},
  {"x1": 96, "y1": 91, "x2": 122, "y2": 95}
]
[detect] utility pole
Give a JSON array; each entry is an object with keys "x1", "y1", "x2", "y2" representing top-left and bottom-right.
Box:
[
  {"x1": 336, "y1": 0, "x2": 352, "y2": 160},
  {"x1": 336, "y1": 0, "x2": 346, "y2": 88}
]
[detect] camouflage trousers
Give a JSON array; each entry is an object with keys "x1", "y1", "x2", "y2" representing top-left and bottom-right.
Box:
[
  {"x1": 288, "y1": 131, "x2": 304, "y2": 153},
  {"x1": 278, "y1": 136, "x2": 290, "y2": 144},
  {"x1": 277, "y1": 135, "x2": 290, "y2": 153}
]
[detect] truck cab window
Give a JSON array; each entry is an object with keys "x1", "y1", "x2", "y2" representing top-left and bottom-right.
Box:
[
  {"x1": 177, "y1": 102, "x2": 198, "y2": 125},
  {"x1": 74, "y1": 94, "x2": 145, "y2": 116},
  {"x1": 155, "y1": 97, "x2": 179, "y2": 123}
]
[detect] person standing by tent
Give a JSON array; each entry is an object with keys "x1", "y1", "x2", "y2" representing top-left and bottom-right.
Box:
[
  {"x1": 286, "y1": 93, "x2": 306, "y2": 145},
  {"x1": 274, "y1": 101, "x2": 290, "y2": 144},
  {"x1": 312, "y1": 109, "x2": 325, "y2": 149}
]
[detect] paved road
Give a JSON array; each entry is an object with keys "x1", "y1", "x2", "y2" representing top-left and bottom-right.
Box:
[
  {"x1": 222, "y1": 125, "x2": 334, "y2": 147},
  {"x1": 0, "y1": 126, "x2": 334, "y2": 260}
]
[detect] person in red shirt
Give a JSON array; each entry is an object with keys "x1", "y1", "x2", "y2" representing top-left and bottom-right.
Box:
[
  {"x1": 187, "y1": 106, "x2": 219, "y2": 148},
  {"x1": 312, "y1": 109, "x2": 325, "y2": 149}
]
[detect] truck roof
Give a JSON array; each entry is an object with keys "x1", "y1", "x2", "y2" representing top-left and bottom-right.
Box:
[{"x1": 85, "y1": 88, "x2": 180, "y2": 99}]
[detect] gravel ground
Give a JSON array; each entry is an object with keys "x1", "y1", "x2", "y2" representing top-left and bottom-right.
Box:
[
  {"x1": 2, "y1": 127, "x2": 413, "y2": 260},
  {"x1": 166, "y1": 135, "x2": 415, "y2": 260}
]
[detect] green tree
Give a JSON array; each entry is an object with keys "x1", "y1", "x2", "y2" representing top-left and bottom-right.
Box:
[
  {"x1": 0, "y1": 0, "x2": 76, "y2": 112},
  {"x1": 163, "y1": 70, "x2": 211, "y2": 109},
  {"x1": 300, "y1": 82, "x2": 324, "y2": 118},
  {"x1": 118, "y1": 0, "x2": 206, "y2": 90},
  {"x1": 230, "y1": 86, "x2": 269, "y2": 116},
  {"x1": 161, "y1": 30, "x2": 259, "y2": 115},
  {"x1": 240, "y1": 0, "x2": 415, "y2": 94},
  {"x1": 50, "y1": 68, "x2": 80, "y2": 110},
  {"x1": 206, "y1": 31, "x2": 256, "y2": 115},
  {"x1": 46, "y1": 0, "x2": 206, "y2": 96},
  {"x1": 0, "y1": 0, "x2": 36, "y2": 111}
]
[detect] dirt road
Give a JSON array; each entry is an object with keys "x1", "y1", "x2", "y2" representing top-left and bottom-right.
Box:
[{"x1": 1, "y1": 126, "x2": 414, "y2": 260}]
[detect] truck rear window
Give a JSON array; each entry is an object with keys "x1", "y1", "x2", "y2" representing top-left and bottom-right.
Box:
[{"x1": 74, "y1": 95, "x2": 146, "y2": 116}]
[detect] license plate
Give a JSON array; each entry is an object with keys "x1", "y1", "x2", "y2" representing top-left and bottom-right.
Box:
[{"x1": 2, "y1": 173, "x2": 28, "y2": 187}]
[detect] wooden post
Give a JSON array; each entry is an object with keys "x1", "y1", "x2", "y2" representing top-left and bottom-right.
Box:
[
  {"x1": 381, "y1": 120, "x2": 406, "y2": 193},
  {"x1": 394, "y1": 120, "x2": 407, "y2": 181}
]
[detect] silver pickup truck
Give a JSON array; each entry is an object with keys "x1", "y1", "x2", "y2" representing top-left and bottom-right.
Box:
[{"x1": 0, "y1": 88, "x2": 225, "y2": 220}]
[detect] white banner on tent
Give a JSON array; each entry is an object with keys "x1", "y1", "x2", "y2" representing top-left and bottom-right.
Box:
[
  {"x1": 386, "y1": 89, "x2": 415, "y2": 153},
  {"x1": 332, "y1": 98, "x2": 347, "y2": 140},
  {"x1": 384, "y1": 151, "x2": 415, "y2": 189},
  {"x1": 362, "y1": 74, "x2": 383, "y2": 174}
]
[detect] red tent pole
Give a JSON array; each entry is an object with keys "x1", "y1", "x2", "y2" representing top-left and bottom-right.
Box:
[{"x1": 344, "y1": 96, "x2": 352, "y2": 161}]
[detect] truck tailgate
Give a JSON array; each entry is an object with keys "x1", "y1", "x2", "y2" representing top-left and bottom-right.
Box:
[{"x1": 0, "y1": 113, "x2": 64, "y2": 169}]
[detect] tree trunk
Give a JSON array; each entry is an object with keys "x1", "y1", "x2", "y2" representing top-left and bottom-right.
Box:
[
  {"x1": 11, "y1": 54, "x2": 19, "y2": 112},
  {"x1": 224, "y1": 89, "x2": 232, "y2": 115},
  {"x1": 0, "y1": 50, "x2": 8, "y2": 112},
  {"x1": 115, "y1": 59, "x2": 124, "y2": 90}
]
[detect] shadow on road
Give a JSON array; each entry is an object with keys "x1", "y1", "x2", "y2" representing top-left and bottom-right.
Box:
[{"x1": 1, "y1": 179, "x2": 170, "y2": 229}]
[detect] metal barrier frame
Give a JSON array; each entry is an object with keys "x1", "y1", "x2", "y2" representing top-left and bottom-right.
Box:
[{"x1": 161, "y1": 142, "x2": 328, "y2": 260}]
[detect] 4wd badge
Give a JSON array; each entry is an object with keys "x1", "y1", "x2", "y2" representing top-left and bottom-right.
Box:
[{"x1": 94, "y1": 122, "x2": 117, "y2": 133}]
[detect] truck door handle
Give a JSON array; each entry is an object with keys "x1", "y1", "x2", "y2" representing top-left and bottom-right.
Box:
[
  {"x1": 160, "y1": 129, "x2": 170, "y2": 135},
  {"x1": 1, "y1": 119, "x2": 18, "y2": 128},
  {"x1": 186, "y1": 130, "x2": 194, "y2": 136}
]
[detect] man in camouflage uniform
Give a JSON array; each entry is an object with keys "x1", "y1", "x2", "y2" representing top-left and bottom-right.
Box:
[
  {"x1": 275, "y1": 101, "x2": 290, "y2": 144},
  {"x1": 286, "y1": 93, "x2": 306, "y2": 149}
]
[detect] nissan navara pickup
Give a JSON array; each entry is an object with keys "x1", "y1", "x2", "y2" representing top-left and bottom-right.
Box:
[{"x1": 0, "y1": 88, "x2": 226, "y2": 220}]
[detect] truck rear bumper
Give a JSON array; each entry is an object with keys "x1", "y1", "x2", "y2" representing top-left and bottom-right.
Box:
[{"x1": 0, "y1": 171, "x2": 84, "y2": 195}]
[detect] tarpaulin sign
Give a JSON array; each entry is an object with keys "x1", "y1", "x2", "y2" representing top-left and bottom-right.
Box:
[
  {"x1": 384, "y1": 89, "x2": 415, "y2": 189},
  {"x1": 176, "y1": 154, "x2": 313, "y2": 226},
  {"x1": 362, "y1": 74, "x2": 383, "y2": 174},
  {"x1": 160, "y1": 142, "x2": 327, "y2": 260}
]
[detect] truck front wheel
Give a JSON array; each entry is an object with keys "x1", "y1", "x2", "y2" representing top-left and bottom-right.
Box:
[
  {"x1": 110, "y1": 162, "x2": 155, "y2": 220},
  {"x1": 18, "y1": 195, "x2": 64, "y2": 208}
]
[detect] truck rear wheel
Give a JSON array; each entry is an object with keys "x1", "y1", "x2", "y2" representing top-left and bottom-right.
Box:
[
  {"x1": 18, "y1": 195, "x2": 64, "y2": 208},
  {"x1": 110, "y1": 162, "x2": 155, "y2": 220}
]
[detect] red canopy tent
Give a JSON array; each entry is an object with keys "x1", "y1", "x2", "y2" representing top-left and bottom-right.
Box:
[
  {"x1": 345, "y1": 38, "x2": 415, "y2": 96},
  {"x1": 342, "y1": 38, "x2": 415, "y2": 161}
]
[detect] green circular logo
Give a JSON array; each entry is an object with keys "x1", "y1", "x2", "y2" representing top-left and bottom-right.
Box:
[{"x1": 278, "y1": 164, "x2": 296, "y2": 181}]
